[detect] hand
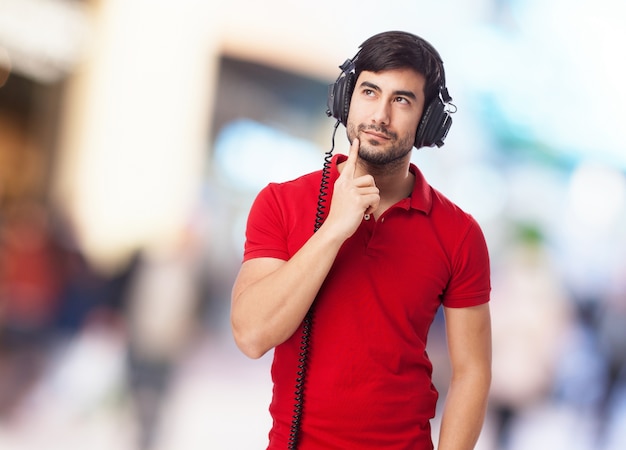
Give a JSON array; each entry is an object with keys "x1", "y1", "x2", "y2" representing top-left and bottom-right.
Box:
[{"x1": 324, "y1": 138, "x2": 380, "y2": 240}]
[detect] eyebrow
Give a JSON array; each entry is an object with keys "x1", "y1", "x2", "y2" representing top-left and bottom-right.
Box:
[{"x1": 358, "y1": 81, "x2": 418, "y2": 100}]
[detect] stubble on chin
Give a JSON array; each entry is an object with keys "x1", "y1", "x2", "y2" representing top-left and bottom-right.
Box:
[{"x1": 347, "y1": 123, "x2": 414, "y2": 167}]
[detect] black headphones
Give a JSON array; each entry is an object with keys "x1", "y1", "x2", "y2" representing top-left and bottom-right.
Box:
[{"x1": 326, "y1": 36, "x2": 455, "y2": 148}]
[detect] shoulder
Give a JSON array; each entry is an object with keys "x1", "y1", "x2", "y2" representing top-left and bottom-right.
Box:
[
  {"x1": 256, "y1": 153, "x2": 343, "y2": 202},
  {"x1": 429, "y1": 186, "x2": 481, "y2": 228},
  {"x1": 249, "y1": 167, "x2": 326, "y2": 225},
  {"x1": 408, "y1": 164, "x2": 484, "y2": 239}
]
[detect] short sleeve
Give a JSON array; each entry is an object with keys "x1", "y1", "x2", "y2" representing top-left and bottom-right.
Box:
[
  {"x1": 243, "y1": 183, "x2": 291, "y2": 262},
  {"x1": 442, "y1": 217, "x2": 491, "y2": 308}
]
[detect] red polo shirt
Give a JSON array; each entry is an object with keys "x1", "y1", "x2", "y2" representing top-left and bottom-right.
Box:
[{"x1": 243, "y1": 154, "x2": 491, "y2": 449}]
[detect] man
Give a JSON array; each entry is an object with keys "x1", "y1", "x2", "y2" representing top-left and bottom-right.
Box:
[{"x1": 231, "y1": 30, "x2": 491, "y2": 450}]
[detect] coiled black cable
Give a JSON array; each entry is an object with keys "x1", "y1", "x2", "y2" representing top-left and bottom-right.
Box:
[
  {"x1": 287, "y1": 121, "x2": 340, "y2": 450},
  {"x1": 313, "y1": 130, "x2": 337, "y2": 232}
]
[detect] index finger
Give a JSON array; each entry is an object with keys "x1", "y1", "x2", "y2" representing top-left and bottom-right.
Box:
[{"x1": 344, "y1": 137, "x2": 360, "y2": 176}]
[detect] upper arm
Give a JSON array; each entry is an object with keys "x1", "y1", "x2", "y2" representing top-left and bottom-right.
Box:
[{"x1": 443, "y1": 303, "x2": 492, "y2": 376}]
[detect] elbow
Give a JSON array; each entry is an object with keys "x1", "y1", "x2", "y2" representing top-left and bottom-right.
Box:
[
  {"x1": 230, "y1": 297, "x2": 270, "y2": 359},
  {"x1": 231, "y1": 322, "x2": 271, "y2": 360},
  {"x1": 235, "y1": 336, "x2": 268, "y2": 360}
]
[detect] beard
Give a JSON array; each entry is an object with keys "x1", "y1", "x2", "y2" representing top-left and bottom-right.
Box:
[{"x1": 347, "y1": 122, "x2": 415, "y2": 167}]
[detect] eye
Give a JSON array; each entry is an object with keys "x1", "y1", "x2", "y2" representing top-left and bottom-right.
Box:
[
  {"x1": 363, "y1": 88, "x2": 376, "y2": 97},
  {"x1": 394, "y1": 96, "x2": 410, "y2": 104}
]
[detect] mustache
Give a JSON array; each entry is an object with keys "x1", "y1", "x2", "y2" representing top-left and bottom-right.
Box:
[{"x1": 357, "y1": 124, "x2": 397, "y2": 140}]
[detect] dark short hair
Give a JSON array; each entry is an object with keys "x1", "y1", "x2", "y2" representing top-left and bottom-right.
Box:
[{"x1": 354, "y1": 31, "x2": 444, "y2": 105}]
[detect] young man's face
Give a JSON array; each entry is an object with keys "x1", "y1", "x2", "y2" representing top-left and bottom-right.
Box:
[{"x1": 346, "y1": 68, "x2": 426, "y2": 166}]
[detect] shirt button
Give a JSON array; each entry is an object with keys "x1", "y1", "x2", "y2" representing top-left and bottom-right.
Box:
[{"x1": 364, "y1": 214, "x2": 371, "y2": 221}]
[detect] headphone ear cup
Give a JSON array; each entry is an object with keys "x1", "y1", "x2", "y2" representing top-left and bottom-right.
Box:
[
  {"x1": 414, "y1": 98, "x2": 452, "y2": 148},
  {"x1": 341, "y1": 73, "x2": 355, "y2": 125},
  {"x1": 327, "y1": 71, "x2": 355, "y2": 126}
]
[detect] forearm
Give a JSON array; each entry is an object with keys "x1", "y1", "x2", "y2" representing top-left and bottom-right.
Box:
[
  {"x1": 231, "y1": 224, "x2": 345, "y2": 358},
  {"x1": 436, "y1": 371, "x2": 490, "y2": 450},
  {"x1": 232, "y1": 137, "x2": 378, "y2": 358}
]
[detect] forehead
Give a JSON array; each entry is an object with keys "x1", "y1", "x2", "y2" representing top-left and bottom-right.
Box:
[{"x1": 355, "y1": 68, "x2": 426, "y2": 96}]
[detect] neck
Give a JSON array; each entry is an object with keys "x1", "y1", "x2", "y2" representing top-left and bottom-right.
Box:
[{"x1": 356, "y1": 157, "x2": 414, "y2": 214}]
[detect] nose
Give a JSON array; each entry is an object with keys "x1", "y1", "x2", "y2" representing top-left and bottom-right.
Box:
[{"x1": 371, "y1": 100, "x2": 390, "y2": 126}]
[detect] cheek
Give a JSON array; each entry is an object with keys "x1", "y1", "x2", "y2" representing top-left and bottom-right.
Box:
[
  {"x1": 402, "y1": 116, "x2": 421, "y2": 137},
  {"x1": 346, "y1": 123, "x2": 357, "y2": 143},
  {"x1": 346, "y1": 107, "x2": 365, "y2": 135},
  {"x1": 347, "y1": 94, "x2": 372, "y2": 120}
]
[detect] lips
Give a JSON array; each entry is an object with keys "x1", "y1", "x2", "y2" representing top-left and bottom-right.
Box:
[{"x1": 363, "y1": 130, "x2": 390, "y2": 140}]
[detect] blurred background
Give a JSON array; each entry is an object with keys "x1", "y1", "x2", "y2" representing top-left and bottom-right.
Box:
[{"x1": 1, "y1": 0, "x2": 625, "y2": 449}]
